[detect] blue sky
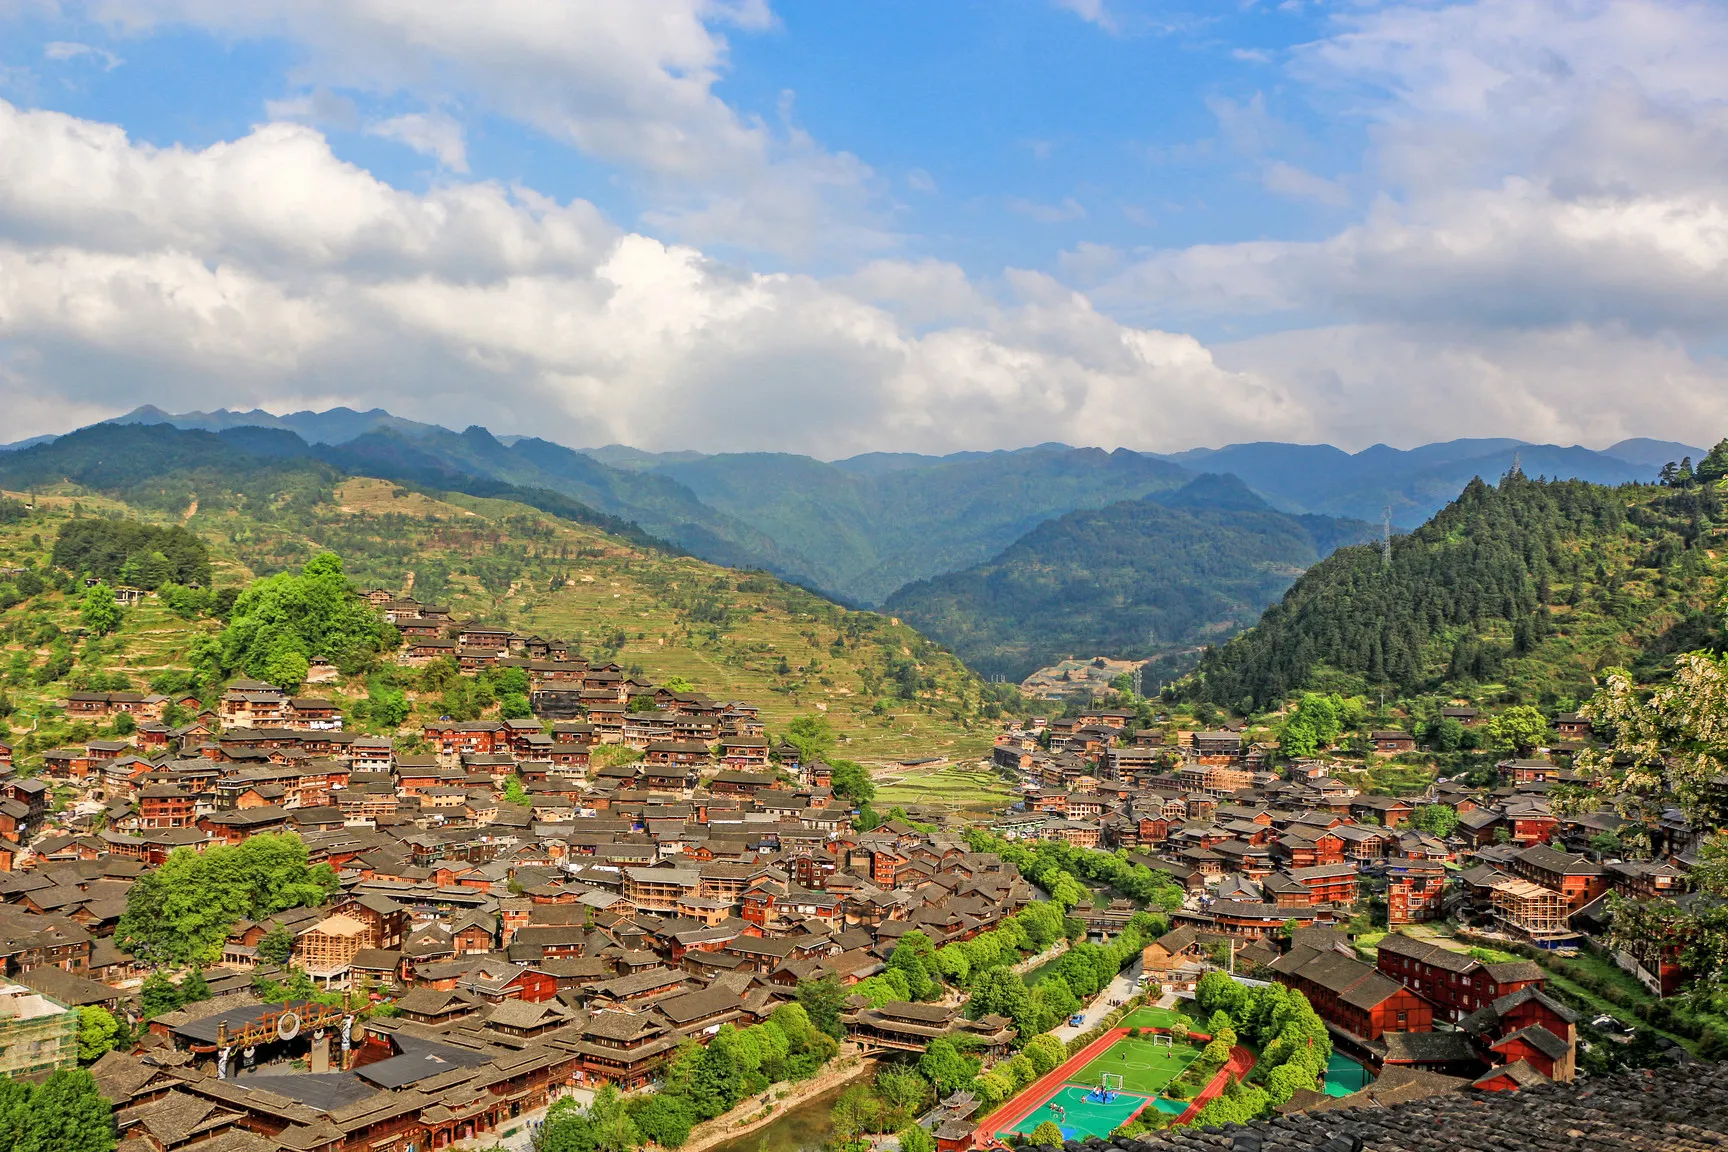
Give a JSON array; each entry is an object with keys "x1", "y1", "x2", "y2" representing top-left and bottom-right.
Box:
[{"x1": 0, "y1": 1, "x2": 1725, "y2": 455}]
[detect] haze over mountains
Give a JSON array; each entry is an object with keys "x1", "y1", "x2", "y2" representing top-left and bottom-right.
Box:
[{"x1": 0, "y1": 404, "x2": 1703, "y2": 680}]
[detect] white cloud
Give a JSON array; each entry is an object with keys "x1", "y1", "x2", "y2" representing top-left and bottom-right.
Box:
[
  {"x1": 44, "y1": 41, "x2": 123, "y2": 69},
  {"x1": 1215, "y1": 322, "x2": 1728, "y2": 450},
  {"x1": 0, "y1": 99, "x2": 1293, "y2": 454},
  {"x1": 906, "y1": 168, "x2": 937, "y2": 195},
  {"x1": 1261, "y1": 161, "x2": 1348, "y2": 205},
  {"x1": 1088, "y1": 0, "x2": 1728, "y2": 444},
  {"x1": 1055, "y1": 0, "x2": 1117, "y2": 34},
  {"x1": 1006, "y1": 197, "x2": 1087, "y2": 224},
  {"x1": 368, "y1": 111, "x2": 468, "y2": 172},
  {"x1": 79, "y1": 0, "x2": 879, "y2": 258}
]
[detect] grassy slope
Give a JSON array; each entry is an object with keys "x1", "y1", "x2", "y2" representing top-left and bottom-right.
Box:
[{"x1": 0, "y1": 479, "x2": 1005, "y2": 765}]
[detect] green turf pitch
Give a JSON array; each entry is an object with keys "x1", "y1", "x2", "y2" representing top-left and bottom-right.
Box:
[
  {"x1": 1120, "y1": 1006, "x2": 1188, "y2": 1031},
  {"x1": 1009, "y1": 1085, "x2": 1151, "y2": 1140},
  {"x1": 1071, "y1": 1035, "x2": 1202, "y2": 1096}
]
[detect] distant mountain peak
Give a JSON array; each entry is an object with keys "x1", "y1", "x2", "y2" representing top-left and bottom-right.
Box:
[
  {"x1": 1153, "y1": 472, "x2": 1271, "y2": 513},
  {"x1": 103, "y1": 404, "x2": 446, "y2": 445}
]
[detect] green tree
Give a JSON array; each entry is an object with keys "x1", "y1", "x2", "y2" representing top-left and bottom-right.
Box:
[
  {"x1": 966, "y1": 967, "x2": 1034, "y2": 1034},
  {"x1": 1195, "y1": 970, "x2": 1246, "y2": 1017},
  {"x1": 499, "y1": 692, "x2": 533, "y2": 720},
  {"x1": 829, "y1": 759, "x2": 875, "y2": 804},
  {"x1": 1423, "y1": 714, "x2": 1466, "y2": 752},
  {"x1": 138, "y1": 973, "x2": 183, "y2": 1020},
  {"x1": 3, "y1": 1068, "x2": 116, "y2": 1152},
  {"x1": 795, "y1": 975, "x2": 847, "y2": 1039},
  {"x1": 76, "y1": 1006, "x2": 120, "y2": 1064},
  {"x1": 1487, "y1": 704, "x2": 1549, "y2": 755},
  {"x1": 629, "y1": 1093, "x2": 696, "y2": 1148},
  {"x1": 689, "y1": 1027, "x2": 744, "y2": 1117},
  {"x1": 898, "y1": 1124, "x2": 936, "y2": 1152},
  {"x1": 118, "y1": 833, "x2": 341, "y2": 965},
  {"x1": 1409, "y1": 804, "x2": 1459, "y2": 838},
  {"x1": 79, "y1": 583, "x2": 122, "y2": 638},
  {"x1": 1571, "y1": 654, "x2": 1728, "y2": 988},
  {"x1": 917, "y1": 1038, "x2": 980, "y2": 1097},
  {"x1": 1699, "y1": 439, "x2": 1728, "y2": 485},
  {"x1": 256, "y1": 925, "x2": 295, "y2": 964},
  {"x1": 785, "y1": 714, "x2": 836, "y2": 763},
  {"x1": 366, "y1": 685, "x2": 409, "y2": 728},
  {"x1": 887, "y1": 931, "x2": 939, "y2": 1001},
  {"x1": 1023, "y1": 1033, "x2": 1067, "y2": 1076},
  {"x1": 179, "y1": 968, "x2": 211, "y2": 1003},
  {"x1": 1030, "y1": 1121, "x2": 1065, "y2": 1146},
  {"x1": 503, "y1": 775, "x2": 531, "y2": 807},
  {"x1": 1265, "y1": 1062, "x2": 1316, "y2": 1106},
  {"x1": 218, "y1": 553, "x2": 396, "y2": 681}
]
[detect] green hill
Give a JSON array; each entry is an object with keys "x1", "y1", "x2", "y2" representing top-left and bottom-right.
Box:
[
  {"x1": 657, "y1": 446, "x2": 1191, "y2": 605},
  {"x1": 884, "y1": 474, "x2": 1378, "y2": 682},
  {"x1": 1189, "y1": 469, "x2": 1728, "y2": 712},
  {"x1": 0, "y1": 425, "x2": 1019, "y2": 765}
]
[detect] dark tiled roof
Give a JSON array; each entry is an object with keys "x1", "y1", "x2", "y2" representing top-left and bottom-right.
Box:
[{"x1": 1083, "y1": 1064, "x2": 1728, "y2": 1151}]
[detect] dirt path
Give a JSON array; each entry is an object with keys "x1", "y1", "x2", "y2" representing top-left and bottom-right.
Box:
[
  {"x1": 677, "y1": 1054, "x2": 876, "y2": 1152},
  {"x1": 183, "y1": 498, "x2": 198, "y2": 520}
]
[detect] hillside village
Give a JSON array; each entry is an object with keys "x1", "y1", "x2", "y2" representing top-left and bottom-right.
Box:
[
  {"x1": 0, "y1": 460, "x2": 1726, "y2": 1152},
  {"x1": 0, "y1": 549, "x2": 1712, "y2": 1152}
]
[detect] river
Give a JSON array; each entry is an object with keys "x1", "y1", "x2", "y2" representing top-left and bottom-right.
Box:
[{"x1": 703, "y1": 1082, "x2": 851, "y2": 1152}]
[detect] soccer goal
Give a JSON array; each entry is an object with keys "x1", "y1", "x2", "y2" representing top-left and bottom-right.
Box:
[
  {"x1": 1100, "y1": 1074, "x2": 1125, "y2": 1092},
  {"x1": 1148, "y1": 1034, "x2": 1174, "y2": 1050}
]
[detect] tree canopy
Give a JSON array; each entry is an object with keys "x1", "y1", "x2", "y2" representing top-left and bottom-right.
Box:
[
  {"x1": 53, "y1": 517, "x2": 212, "y2": 588},
  {"x1": 117, "y1": 833, "x2": 340, "y2": 964},
  {"x1": 218, "y1": 553, "x2": 396, "y2": 684},
  {"x1": 1193, "y1": 471, "x2": 1630, "y2": 708},
  {"x1": 0, "y1": 1068, "x2": 116, "y2": 1152}
]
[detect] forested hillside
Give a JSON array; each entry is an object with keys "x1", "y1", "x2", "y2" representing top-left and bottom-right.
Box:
[
  {"x1": 885, "y1": 475, "x2": 1377, "y2": 682},
  {"x1": 658, "y1": 445, "x2": 1191, "y2": 604},
  {"x1": 1191, "y1": 469, "x2": 1728, "y2": 712},
  {"x1": 0, "y1": 425, "x2": 1018, "y2": 762}
]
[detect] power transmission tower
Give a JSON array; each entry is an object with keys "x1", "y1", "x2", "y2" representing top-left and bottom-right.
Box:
[
  {"x1": 1382, "y1": 506, "x2": 1393, "y2": 571},
  {"x1": 1132, "y1": 665, "x2": 1143, "y2": 699}
]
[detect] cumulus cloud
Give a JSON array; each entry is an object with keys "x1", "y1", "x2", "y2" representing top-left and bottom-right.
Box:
[
  {"x1": 0, "y1": 99, "x2": 1292, "y2": 454},
  {"x1": 367, "y1": 111, "x2": 468, "y2": 172},
  {"x1": 1090, "y1": 0, "x2": 1728, "y2": 441},
  {"x1": 8, "y1": 0, "x2": 1728, "y2": 454},
  {"x1": 1214, "y1": 322, "x2": 1728, "y2": 450},
  {"x1": 79, "y1": 0, "x2": 881, "y2": 258}
]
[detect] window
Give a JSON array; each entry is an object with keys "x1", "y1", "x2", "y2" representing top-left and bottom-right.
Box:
[{"x1": 1396, "y1": 1011, "x2": 1407, "y2": 1026}]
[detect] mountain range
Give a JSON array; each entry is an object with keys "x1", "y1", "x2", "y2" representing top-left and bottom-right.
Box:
[
  {"x1": 0, "y1": 405, "x2": 1711, "y2": 681},
  {"x1": 884, "y1": 474, "x2": 1380, "y2": 681}
]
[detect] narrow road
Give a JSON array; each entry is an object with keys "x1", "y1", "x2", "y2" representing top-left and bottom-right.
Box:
[{"x1": 1052, "y1": 956, "x2": 1144, "y2": 1042}]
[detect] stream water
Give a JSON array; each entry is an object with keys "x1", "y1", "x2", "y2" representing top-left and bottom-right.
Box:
[{"x1": 704, "y1": 1082, "x2": 851, "y2": 1152}]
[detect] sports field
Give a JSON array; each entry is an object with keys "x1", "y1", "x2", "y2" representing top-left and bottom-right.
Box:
[
  {"x1": 1008, "y1": 1085, "x2": 1151, "y2": 1140},
  {"x1": 1120, "y1": 1006, "x2": 1188, "y2": 1031},
  {"x1": 1070, "y1": 1034, "x2": 1203, "y2": 1096}
]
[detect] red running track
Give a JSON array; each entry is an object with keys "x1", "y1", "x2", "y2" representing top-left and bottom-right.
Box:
[
  {"x1": 977, "y1": 1028, "x2": 1253, "y2": 1147},
  {"x1": 977, "y1": 1027, "x2": 1131, "y2": 1144},
  {"x1": 1172, "y1": 1044, "x2": 1256, "y2": 1125}
]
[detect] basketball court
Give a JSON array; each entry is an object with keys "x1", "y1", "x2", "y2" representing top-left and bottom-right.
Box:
[{"x1": 1007, "y1": 1084, "x2": 1151, "y2": 1141}]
